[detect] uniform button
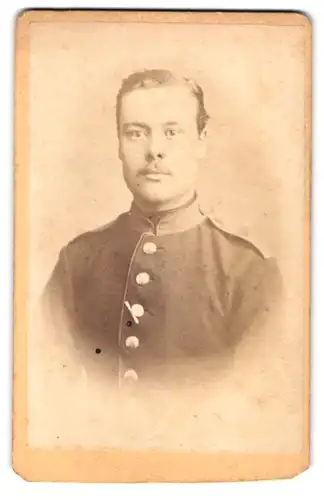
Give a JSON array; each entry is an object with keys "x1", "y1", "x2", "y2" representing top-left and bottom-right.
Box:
[
  {"x1": 143, "y1": 242, "x2": 157, "y2": 255},
  {"x1": 123, "y1": 369, "x2": 138, "y2": 381},
  {"x1": 125, "y1": 336, "x2": 139, "y2": 349},
  {"x1": 136, "y1": 272, "x2": 150, "y2": 285},
  {"x1": 131, "y1": 303, "x2": 144, "y2": 318}
]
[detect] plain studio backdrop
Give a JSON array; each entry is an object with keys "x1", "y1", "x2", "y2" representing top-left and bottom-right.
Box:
[{"x1": 27, "y1": 21, "x2": 307, "y2": 451}]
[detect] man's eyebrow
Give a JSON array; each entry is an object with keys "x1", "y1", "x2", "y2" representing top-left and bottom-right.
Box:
[
  {"x1": 163, "y1": 121, "x2": 180, "y2": 126},
  {"x1": 122, "y1": 122, "x2": 149, "y2": 130}
]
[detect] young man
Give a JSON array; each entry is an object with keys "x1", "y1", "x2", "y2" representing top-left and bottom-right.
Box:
[{"x1": 42, "y1": 69, "x2": 282, "y2": 388}]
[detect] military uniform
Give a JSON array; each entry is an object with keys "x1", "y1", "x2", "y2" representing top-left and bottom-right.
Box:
[{"x1": 42, "y1": 196, "x2": 282, "y2": 388}]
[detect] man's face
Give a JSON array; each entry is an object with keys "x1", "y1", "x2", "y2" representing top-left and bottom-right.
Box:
[{"x1": 118, "y1": 84, "x2": 206, "y2": 210}]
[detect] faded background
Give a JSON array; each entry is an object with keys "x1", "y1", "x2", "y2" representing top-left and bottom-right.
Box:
[{"x1": 28, "y1": 21, "x2": 307, "y2": 452}]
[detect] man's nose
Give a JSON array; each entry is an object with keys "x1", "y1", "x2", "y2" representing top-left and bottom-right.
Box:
[{"x1": 146, "y1": 134, "x2": 166, "y2": 161}]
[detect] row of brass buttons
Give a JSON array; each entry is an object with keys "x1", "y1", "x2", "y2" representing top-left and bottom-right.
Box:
[{"x1": 122, "y1": 240, "x2": 157, "y2": 381}]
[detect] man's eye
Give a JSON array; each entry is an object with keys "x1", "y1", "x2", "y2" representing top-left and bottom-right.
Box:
[
  {"x1": 126, "y1": 130, "x2": 146, "y2": 140},
  {"x1": 165, "y1": 128, "x2": 178, "y2": 139}
]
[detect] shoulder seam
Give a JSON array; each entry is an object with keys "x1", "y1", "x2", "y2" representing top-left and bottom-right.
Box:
[{"x1": 205, "y1": 215, "x2": 265, "y2": 259}]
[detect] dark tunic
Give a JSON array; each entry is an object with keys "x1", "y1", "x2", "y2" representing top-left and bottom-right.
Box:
[{"x1": 42, "y1": 198, "x2": 282, "y2": 387}]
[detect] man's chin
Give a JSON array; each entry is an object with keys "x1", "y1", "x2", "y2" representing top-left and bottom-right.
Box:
[
  {"x1": 132, "y1": 187, "x2": 175, "y2": 211},
  {"x1": 134, "y1": 185, "x2": 171, "y2": 203}
]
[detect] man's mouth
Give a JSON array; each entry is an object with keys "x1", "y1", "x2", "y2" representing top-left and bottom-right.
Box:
[
  {"x1": 142, "y1": 171, "x2": 168, "y2": 181},
  {"x1": 140, "y1": 165, "x2": 170, "y2": 181}
]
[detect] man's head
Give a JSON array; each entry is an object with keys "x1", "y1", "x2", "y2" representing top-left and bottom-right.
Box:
[{"x1": 116, "y1": 69, "x2": 210, "y2": 212}]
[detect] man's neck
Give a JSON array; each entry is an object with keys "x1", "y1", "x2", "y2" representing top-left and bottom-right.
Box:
[
  {"x1": 128, "y1": 190, "x2": 205, "y2": 235},
  {"x1": 133, "y1": 190, "x2": 197, "y2": 217}
]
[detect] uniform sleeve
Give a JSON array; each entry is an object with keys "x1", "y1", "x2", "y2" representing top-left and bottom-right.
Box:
[
  {"x1": 31, "y1": 249, "x2": 89, "y2": 442},
  {"x1": 226, "y1": 255, "x2": 283, "y2": 347},
  {"x1": 39, "y1": 246, "x2": 78, "y2": 359}
]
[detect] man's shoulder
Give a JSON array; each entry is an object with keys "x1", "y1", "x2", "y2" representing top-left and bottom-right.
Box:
[
  {"x1": 64, "y1": 212, "x2": 128, "y2": 257},
  {"x1": 203, "y1": 213, "x2": 265, "y2": 261},
  {"x1": 203, "y1": 214, "x2": 281, "y2": 294}
]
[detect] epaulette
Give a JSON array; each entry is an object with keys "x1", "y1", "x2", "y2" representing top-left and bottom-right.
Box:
[{"x1": 199, "y1": 206, "x2": 270, "y2": 259}]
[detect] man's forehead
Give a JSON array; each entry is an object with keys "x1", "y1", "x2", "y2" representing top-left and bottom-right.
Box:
[{"x1": 120, "y1": 84, "x2": 198, "y2": 120}]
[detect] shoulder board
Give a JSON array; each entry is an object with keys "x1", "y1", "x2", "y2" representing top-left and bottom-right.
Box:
[{"x1": 200, "y1": 208, "x2": 271, "y2": 259}]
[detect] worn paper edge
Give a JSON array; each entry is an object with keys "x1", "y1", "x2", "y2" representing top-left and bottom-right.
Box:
[{"x1": 12, "y1": 9, "x2": 311, "y2": 483}]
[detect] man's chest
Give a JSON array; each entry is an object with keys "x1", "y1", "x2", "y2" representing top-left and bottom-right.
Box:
[{"x1": 72, "y1": 228, "x2": 232, "y2": 363}]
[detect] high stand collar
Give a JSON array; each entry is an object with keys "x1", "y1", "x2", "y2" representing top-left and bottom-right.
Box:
[{"x1": 128, "y1": 193, "x2": 206, "y2": 236}]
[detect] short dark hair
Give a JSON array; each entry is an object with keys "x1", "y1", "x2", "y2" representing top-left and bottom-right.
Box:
[{"x1": 116, "y1": 69, "x2": 210, "y2": 135}]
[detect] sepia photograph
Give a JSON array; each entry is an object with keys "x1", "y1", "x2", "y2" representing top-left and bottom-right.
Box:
[{"x1": 13, "y1": 10, "x2": 311, "y2": 482}]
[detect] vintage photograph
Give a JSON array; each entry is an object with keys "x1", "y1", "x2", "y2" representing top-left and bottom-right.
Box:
[{"x1": 13, "y1": 10, "x2": 310, "y2": 482}]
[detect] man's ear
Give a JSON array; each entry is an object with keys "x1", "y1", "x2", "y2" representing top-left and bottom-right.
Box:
[
  {"x1": 197, "y1": 127, "x2": 207, "y2": 158},
  {"x1": 199, "y1": 127, "x2": 207, "y2": 141}
]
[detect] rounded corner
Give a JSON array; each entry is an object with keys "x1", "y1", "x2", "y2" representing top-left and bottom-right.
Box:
[
  {"x1": 294, "y1": 11, "x2": 313, "y2": 31},
  {"x1": 14, "y1": 8, "x2": 33, "y2": 25},
  {"x1": 12, "y1": 458, "x2": 34, "y2": 483}
]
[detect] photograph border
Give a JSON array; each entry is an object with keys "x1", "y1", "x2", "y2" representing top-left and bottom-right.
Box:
[{"x1": 12, "y1": 9, "x2": 311, "y2": 482}]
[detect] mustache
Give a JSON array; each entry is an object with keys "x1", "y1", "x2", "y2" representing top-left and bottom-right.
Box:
[{"x1": 138, "y1": 162, "x2": 171, "y2": 176}]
